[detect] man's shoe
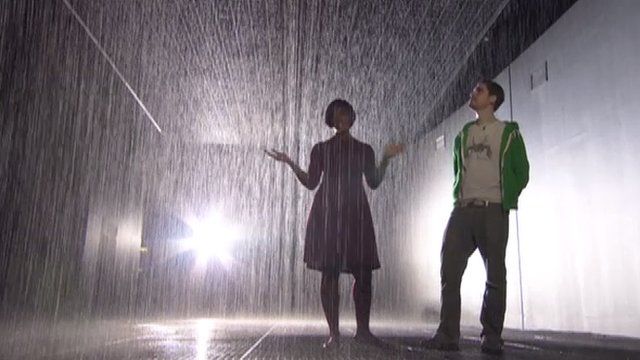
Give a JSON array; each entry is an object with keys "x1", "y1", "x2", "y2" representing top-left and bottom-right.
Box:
[
  {"x1": 420, "y1": 337, "x2": 459, "y2": 351},
  {"x1": 480, "y1": 335, "x2": 504, "y2": 355}
]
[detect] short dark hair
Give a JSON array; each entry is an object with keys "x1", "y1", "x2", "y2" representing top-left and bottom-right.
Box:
[
  {"x1": 324, "y1": 99, "x2": 356, "y2": 128},
  {"x1": 480, "y1": 79, "x2": 505, "y2": 111}
]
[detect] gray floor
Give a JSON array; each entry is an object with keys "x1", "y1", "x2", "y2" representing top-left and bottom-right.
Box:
[{"x1": 1, "y1": 318, "x2": 639, "y2": 359}]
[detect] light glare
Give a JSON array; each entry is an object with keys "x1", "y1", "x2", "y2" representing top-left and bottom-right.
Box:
[{"x1": 181, "y1": 212, "x2": 241, "y2": 267}]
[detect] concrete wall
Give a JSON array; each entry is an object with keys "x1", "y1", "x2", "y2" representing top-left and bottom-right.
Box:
[
  {"x1": 405, "y1": 0, "x2": 640, "y2": 337},
  {"x1": 511, "y1": 0, "x2": 640, "y2": 337}
]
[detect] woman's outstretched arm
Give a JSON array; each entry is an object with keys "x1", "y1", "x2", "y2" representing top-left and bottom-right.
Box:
[
  {"x1": 265, "y1": 144, "x2": 322, "y2": 190},
  {"x1": 364, "y1": 143, "x2": 404, "y2": 189}
]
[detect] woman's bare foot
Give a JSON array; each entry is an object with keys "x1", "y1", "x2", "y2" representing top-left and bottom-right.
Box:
[
  {"x1": 354, "y1": 330, "x2": 386, "y2": 347},
  {"x1": 322, "y1": 334, "x2": 341, "y2": 349}
]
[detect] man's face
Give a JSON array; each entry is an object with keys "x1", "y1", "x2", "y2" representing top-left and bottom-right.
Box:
[
  {"x1": 333, "y1": 108, "x2": 352, "y2": 132},
  {"x1": 469, "y1": 83, "x2": 496, "y2": 111}
]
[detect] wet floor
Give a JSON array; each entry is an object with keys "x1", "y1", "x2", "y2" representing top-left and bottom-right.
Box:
[{"x1": 1, "y1": 319, "x2": 639, "y2": 359}]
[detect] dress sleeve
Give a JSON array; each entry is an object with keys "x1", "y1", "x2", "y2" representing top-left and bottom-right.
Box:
[
  {"x1": 364, "y1": 144, "x2": 383, "y2": 189},
  {"x1": 302, "y1": 143, "x2": 323, "y2": 190}
]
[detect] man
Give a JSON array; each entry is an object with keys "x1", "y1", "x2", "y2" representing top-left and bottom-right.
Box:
[{"x1": 423, "y1": 79, "x2": 529, "y2": 355}]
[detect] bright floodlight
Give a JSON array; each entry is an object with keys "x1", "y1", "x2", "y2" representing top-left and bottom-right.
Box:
[{"x1": 181, "y1": 211, "x2": 241, "y2": 267}]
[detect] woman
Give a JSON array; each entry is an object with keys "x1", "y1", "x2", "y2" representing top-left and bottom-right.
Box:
[{"x1": 266, "y1": 99, "x2": 403, "y2": 348}]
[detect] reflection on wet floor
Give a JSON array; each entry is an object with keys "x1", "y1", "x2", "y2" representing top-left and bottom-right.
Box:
[{"x1": 1, "y1": 318, "x2": 639, "y2": 359}]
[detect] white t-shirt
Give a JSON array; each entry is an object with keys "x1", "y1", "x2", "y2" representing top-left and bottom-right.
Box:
[{"x1": 461, "y1": 120, "x2": 505, "y2": 203}]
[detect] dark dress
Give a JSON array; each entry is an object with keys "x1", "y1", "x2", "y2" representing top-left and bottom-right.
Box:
[{"x1": 299, "y1": 135, "x2": 384, "y2": 273}]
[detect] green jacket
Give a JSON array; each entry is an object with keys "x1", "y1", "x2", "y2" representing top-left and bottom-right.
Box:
[{"x1": 452, "y1": 121, "x2": 530, "y2": 210}]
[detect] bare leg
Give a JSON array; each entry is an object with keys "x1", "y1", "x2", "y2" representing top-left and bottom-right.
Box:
[
  {"x1": 321, "y1": 271, "x2": 340, "y2": 341},
  {"x1": 352, "y1": 268, "x2": 372, "y2": 335},
  {"x1": 352, "y1": 268, "x2": 386, "y2": 347}
]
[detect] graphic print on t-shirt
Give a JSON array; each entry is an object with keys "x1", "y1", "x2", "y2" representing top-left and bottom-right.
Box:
[
  {"x1": 466, "y1": 134, "x2": 492, "y2": 160},
  {"x1": 460, "y1": 121, "x2": 505, "y2": 202}
]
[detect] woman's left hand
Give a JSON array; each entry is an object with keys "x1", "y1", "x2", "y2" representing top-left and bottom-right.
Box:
[{"x1": 383, "y1": 143, "x2": 405, "y2": 160}]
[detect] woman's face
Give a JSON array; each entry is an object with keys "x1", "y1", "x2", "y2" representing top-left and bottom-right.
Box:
[{"x1": 333, "y1": 108, "x2": 352, "y2": 132}]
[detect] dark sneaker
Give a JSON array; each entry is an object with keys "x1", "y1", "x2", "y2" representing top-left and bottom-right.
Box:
[
  {"x1": 420, "y1": 337, "x2": 460, "y2": 351},
  {"x1": 481, "y1": 335, "x2": 504, "y2": 355}
]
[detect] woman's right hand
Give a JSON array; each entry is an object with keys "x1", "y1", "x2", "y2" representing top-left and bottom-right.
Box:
[{"x1": 264, "y1": 148, "x2": 291, "y2": 164}]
